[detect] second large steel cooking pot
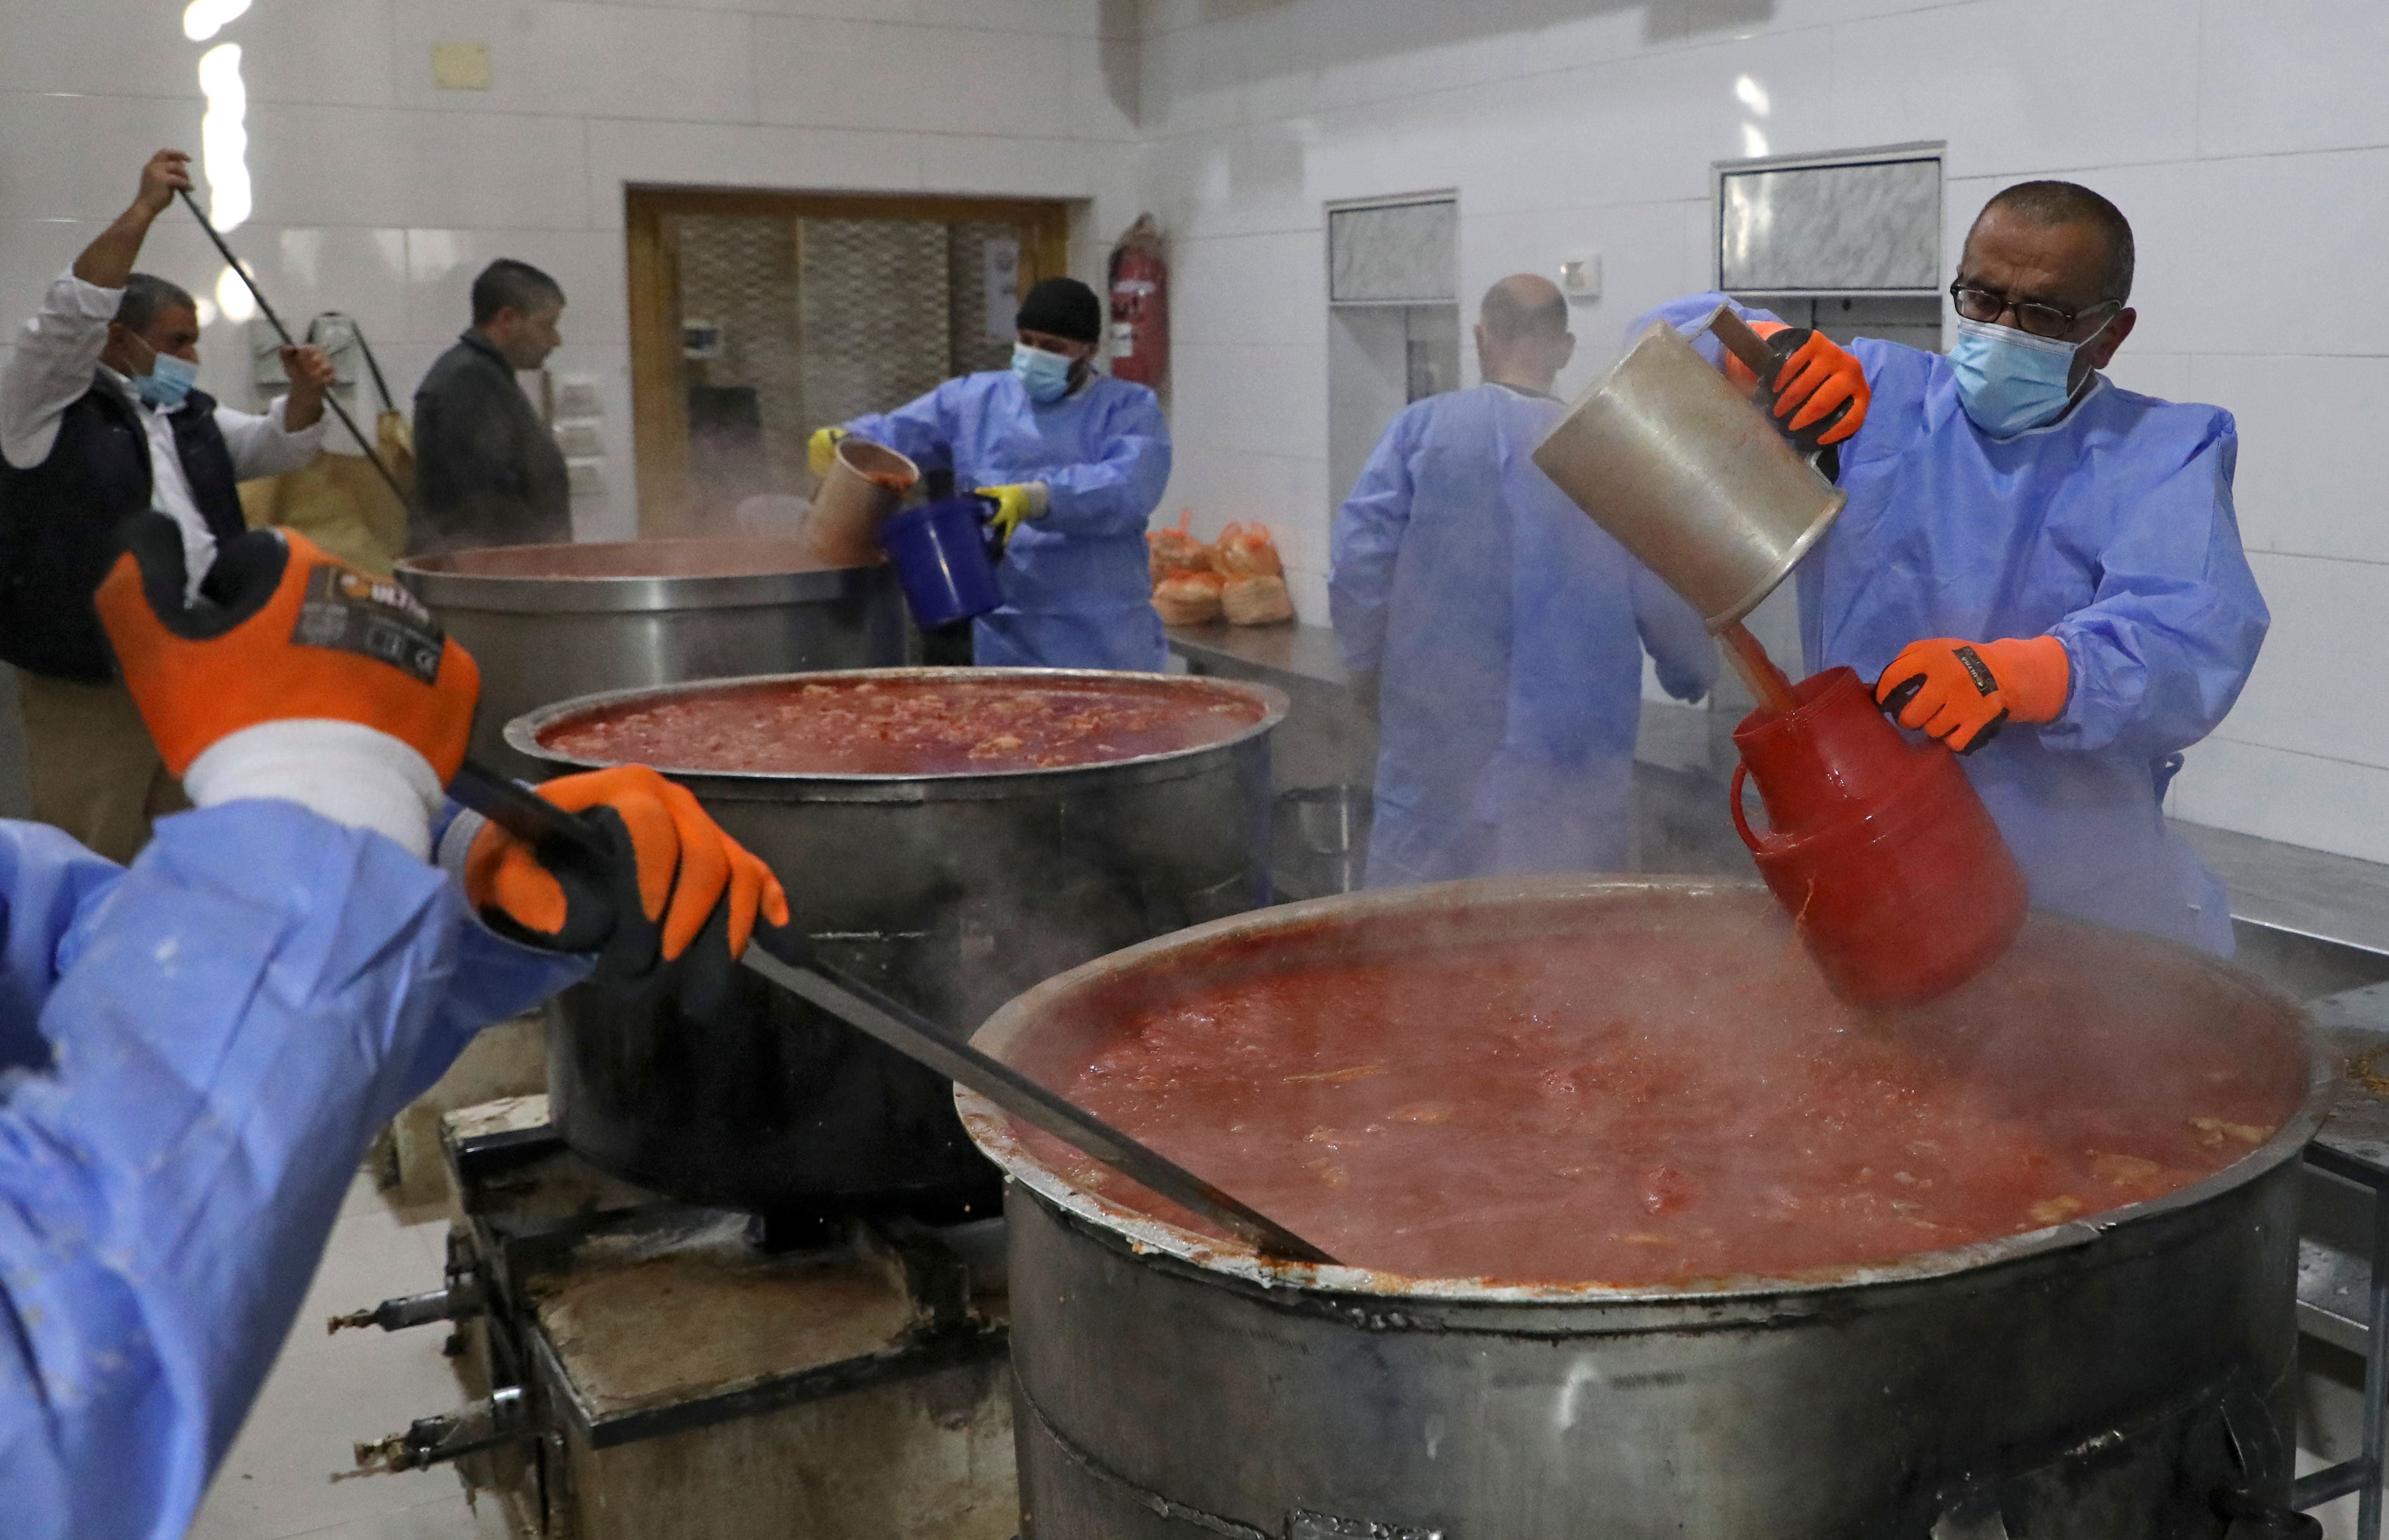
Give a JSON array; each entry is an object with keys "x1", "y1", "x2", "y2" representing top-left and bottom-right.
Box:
[
  {"x1": 399, "y1": 537, "x2": 905, "y2": 778},
  {"x1": 509, "y1": 668, "x2": 1286, "y2": 1221}
]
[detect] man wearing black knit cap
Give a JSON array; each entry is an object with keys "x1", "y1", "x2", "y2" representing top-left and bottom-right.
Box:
[{"x1": 809, "y1": 275, "x2": 1173, "y2": 670}]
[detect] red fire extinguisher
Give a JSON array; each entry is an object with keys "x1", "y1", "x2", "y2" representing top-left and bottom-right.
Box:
[{"x1": 1108, "y1": 214, "x2": 1168, "y2": 390}]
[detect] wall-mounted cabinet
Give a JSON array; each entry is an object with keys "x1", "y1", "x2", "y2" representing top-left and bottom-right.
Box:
[
  {"x1": 1715, "y1": 143, "x2": 1943, "y2": 298},
  {"x1": 1328, "y1": 197, "x2": 1458, "y2": 306}
]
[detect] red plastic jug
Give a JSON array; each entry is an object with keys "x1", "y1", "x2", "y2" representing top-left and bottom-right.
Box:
[{"x1": 1731, "y1": 666, "x2": 2028, "y2": 1009}]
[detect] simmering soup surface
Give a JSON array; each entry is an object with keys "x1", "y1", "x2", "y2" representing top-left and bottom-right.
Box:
[
  {"x1": 1010, "y1": 901, "x2": 2303, "y2": 1286},
  {"x1": 540, "y1": 676, "x2": 1266, "y2": 775}
]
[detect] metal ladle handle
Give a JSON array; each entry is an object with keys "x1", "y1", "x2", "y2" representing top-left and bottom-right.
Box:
[{"x1": 1706, "y1": 303, "x2": 1784, "y2": 380}]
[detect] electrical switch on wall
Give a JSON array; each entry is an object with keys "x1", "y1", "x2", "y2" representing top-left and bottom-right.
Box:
[{"x1": 1560, "y1": 252, "x2": 1601, "y2": 303}]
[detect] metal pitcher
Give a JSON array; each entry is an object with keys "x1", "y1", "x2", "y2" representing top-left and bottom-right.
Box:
[
  {"x1": 802, "y1": 438, "x2": 918, "y2": 567},
  {"x1": 1532, "y1": 305, "x2": 1845, "y2": 630}
]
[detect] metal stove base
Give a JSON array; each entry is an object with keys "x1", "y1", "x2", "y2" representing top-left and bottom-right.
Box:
[{"x1": 347, "y1": 1095, "x2": 1018, "y2": 1540}]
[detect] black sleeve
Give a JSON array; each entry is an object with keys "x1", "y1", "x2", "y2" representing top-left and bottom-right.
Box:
[{"x1": 411, "y1": 363, "x2": 545, "y2": 550}]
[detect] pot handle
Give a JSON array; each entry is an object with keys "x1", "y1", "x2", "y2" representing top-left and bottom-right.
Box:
[
  {"x1": 1729, "y1": 762, "x2": 1771, "y2": 854},
  {"x1": 2211, "y1": 1486, "x2": 2323, "y2": 1539}
]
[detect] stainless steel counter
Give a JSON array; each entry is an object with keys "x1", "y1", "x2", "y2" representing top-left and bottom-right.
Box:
[
  {"x1": 1164, "y1": 620, "x2": 1350, "y2": 689},
  {"x1": 1166, "y1": 622, "x2": 1371, "y2": 796},
  {"x1": 2180, "y1": 822, "x2": 2389, "y2": 961}
]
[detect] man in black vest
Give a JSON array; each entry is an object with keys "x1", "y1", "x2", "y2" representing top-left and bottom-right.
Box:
[
  {"x1": 0, "y1": 149, "x2": 334, "y2": 862},
  {"x1": 408, "y1": 259, "x2": 572, "y2": 556}
]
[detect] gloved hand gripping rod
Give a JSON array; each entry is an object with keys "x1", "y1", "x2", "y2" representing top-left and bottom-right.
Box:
[{"x1": 175, "y1": 188, "x2": 411, "y2": 507}]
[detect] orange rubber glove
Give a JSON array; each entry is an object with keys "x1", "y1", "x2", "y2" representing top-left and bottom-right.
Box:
[
  {"x1": 1766, "y1": 330, "x2": 1870, "y2": 447},
  {"x1": 95, "y1": 515, "x2": 479, "y2": 855},
  {"x1": 97, "y1": 517, "x2": 477, "y2": 779},
  {"x1": 1721, "y1": 322, "x2": 1870, "y2": 450},
  {"x1": 464, "y1": 765, "x2": 789, "y2": 994},
  {"x1": 1875, "y1": 635, "x2": 2072, "y2": 755}
]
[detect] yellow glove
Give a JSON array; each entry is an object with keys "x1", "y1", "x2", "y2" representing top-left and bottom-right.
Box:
[
  {"x1": 806, "y1": 426, "x2": 849, "y2": 478},
  {"x1": 976, "y1": 482, "x2": 1049, "y2": 546}
]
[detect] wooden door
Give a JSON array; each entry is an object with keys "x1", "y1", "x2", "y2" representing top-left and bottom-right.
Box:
[{"x1": 625, "y1": 188, "x2": 1072, "y2": 539}]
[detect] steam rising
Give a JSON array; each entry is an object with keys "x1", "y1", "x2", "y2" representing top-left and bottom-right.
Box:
[{"x1": 999, "y1": 886, "x2": 2306, "y2": 1288}]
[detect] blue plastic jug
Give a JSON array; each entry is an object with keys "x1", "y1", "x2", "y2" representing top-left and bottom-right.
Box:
[{"x1": 878, "y1": 495, "x2": 1005, "y2": 628}]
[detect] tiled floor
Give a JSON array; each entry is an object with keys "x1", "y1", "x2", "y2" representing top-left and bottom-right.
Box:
[{"x1": 187, "y1": 1172, "x2": 509, "y2": 1540}]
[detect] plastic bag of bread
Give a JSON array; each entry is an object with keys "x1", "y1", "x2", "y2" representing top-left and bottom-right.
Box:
[
  {"x1": 1154, "y1": 568, "x2": 1225, "y2": 627},
  {"x1": 1221, "y1": 573, "x2": 1294, "y2": 627},
  {"x1": 1211, "y1": 521, "x2": 1284, "y2": 578},
  {"x1": 1149, "y1": 509, "x2": 1211, "y2": 583}
]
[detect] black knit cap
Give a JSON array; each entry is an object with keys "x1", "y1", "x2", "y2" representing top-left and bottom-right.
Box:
[{"x1": 1015, "y1": 277, "x2": 1103, "y2": 345}]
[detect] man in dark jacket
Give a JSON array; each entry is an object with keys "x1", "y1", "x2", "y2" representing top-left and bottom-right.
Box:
[
  {"x1": 408, "y1": 260, "x2": 572, "y2": 555},
  {"x1": 0, "y1": 149, "x2": 333, "y2": 862}
]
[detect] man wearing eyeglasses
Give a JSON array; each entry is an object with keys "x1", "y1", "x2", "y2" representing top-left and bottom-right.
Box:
[{"x1": 1637, "y1": 181, "x2": 2268, "y2": 954}]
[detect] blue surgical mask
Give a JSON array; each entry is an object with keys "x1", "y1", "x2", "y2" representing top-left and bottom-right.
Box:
[
  {"x1": 1946, "y1": 315, "x2": 2106, "y2": 437},
  {"x1": 135, "y1": 352, "x2": 199, "y2": 411},
  {"x1": 1011, "y1": 342, "x2": 1074, "y2": 405}
]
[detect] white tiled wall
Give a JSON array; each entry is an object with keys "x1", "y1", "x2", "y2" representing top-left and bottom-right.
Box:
[
  {"x1": 1136, "y1": 0, "x2": 2389, "y2": 865},
  {"x1": 7, "y1": 0, "x2": 2380, "y2": 861},
  {"x1": 0, "y1": 0, "x2": 1141, "y2": 544}
]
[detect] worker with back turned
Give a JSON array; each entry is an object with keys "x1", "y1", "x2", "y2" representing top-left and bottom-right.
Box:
[
  {"x1": 0, "y1": 509, "x2": 784, "y2": 1539},
  {"x1": 810, "y1": 276, "x2": 1173, "y2": 671},
  {"x1": 1640, "y1": 181, "x2": 2267, "y2": 953},
  {"x1": 1331, "y1": 274, "x2": 1716, "y2": 888},
  {"x1": 0, "y1": 149, "x2": 337, "y2": 864}
]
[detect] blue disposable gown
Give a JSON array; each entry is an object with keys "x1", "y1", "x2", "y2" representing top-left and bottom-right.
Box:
[
  {"x1": 1331, "y1": 383, "x2": 1715, "y2": 887},
  {"x1": 0, "y1": 801, "x2": 585, "y2": 1540},
  {"x1": 846, "y1": 370, "x2": 1173, "y2": 671},
  {"x1": 1639, "y1": 295, "x2": 2269, "y2": 953}
]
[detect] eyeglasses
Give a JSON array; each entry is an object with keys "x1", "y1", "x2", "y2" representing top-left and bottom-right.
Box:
[{"x1": 1948, "y1": 280, "x2": 2121, "y2": 341}]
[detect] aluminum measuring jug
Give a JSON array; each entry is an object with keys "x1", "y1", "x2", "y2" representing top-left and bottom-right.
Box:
[
  {"x1": 1532, "y1": 304, "x2": 1845, "y2": 629},
  {"x1": 802, "y1": 437, "x2": 918, "y2": 567}
]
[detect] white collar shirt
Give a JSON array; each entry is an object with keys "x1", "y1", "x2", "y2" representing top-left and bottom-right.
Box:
[{"x1": 2, "y1": 271, "x2": 329, "y2": 592}]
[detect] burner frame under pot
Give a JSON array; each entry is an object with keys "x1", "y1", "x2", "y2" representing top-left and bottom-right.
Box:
[{"x1": 400, "y1": 1096, "x2": 1018, "y2": 1540}]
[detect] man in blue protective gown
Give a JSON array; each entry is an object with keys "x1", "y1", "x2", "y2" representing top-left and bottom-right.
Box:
[
  {"x1": 810, "y1": 276, "x2": 1173, "y2": 671},
  {"x1": 1640, "y1": 181, "x2": 2268, "y2": 953},
  {"x1": 0, "y1": 516, "x2": 784, "y2": 1539},
  {"x1": 1333, "y1": 274, "x2": 1716, "y2": 888}
]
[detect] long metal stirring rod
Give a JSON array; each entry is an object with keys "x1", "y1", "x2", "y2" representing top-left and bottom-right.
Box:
[
  {"x1": 447, "y1": 759, "x2": 1341, "y2": 1266},
  {"x1": 176, "y1": 188, "x2": 411, "y2": 507},
  {"x1": 732, "y1": 943, "x2": 1339, "y2": 1265}
]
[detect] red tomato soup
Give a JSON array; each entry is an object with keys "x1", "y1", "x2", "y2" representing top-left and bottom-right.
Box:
[
  {"x1": 540, "y1": 675, "x2": 1267, "y2": 776},
  {"x1": 1011, "y1": 904, "x2": 2302, "y2": 1287}
]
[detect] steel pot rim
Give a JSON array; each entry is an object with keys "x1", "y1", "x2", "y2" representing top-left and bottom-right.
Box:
[
  {"x1": 505, "y1": 666, "x2": 1291, "y2": 796},
  {"x1": 397, "y1": 539, "x2": 881, "y2": 616},
  {"x1": 960, "y1": 873, "x2": 2336, "y2": 1309}
]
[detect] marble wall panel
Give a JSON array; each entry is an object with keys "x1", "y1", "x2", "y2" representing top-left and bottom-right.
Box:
[
  {"x1": 1327, "y1": 200, "x2": 1456, "y2": 303},
  {"x1": 1718, "y1": 157, "x2": 1940, "y2": 292}
]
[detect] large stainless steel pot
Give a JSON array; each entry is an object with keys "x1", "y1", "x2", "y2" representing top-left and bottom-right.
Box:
[
  {"x1": 509, "y1": 669, "x2": 1287, "y2": 1221},
  {"x1": 398, "y1": 537, "x2": 905, "y2": 777},
  {"x1": 963, "y1": 878, "x2": 2333, "y2": 1540}
]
